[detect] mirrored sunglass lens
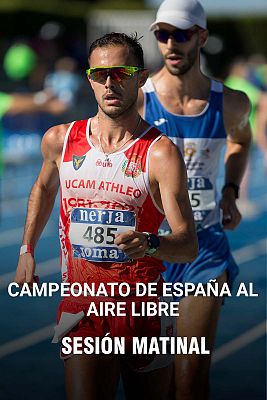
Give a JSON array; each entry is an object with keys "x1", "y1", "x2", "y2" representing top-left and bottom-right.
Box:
[
  {"x1": 115, "y1": 68, "x2": 133, "y2": 79},
  {"x1": 110, "y1": 71, "x2": 123, "y2": 82},
  {"x1": 90, "y1": 70, "x2": 108, "y2": 82},
  {"x1": 90, "y1": 68, "x2": 135, "y2": 83}
]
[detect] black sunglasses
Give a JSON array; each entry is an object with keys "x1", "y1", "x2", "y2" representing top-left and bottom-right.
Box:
[{"x1": 154, "y1": 28, "x2": 199, "y2": 44}]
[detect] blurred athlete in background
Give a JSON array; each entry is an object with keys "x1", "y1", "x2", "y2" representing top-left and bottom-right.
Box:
[{"x1": 138, "y1": 1, "x2": 252, "y2": 398}]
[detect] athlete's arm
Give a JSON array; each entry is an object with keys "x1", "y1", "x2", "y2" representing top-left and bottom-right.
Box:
[
  {"x1": 255, "y1": 92, "x2": 267, "y2": 160},
  {"x1": 6, "y1": 92, "x2": 67, "y2": 115},
  {"x1": 115, "y1": 136, "x2": 198, "y2": 263},
  {"x1": 221, "y1": 87, "x2": 252, "y2": 230},
  {"x1": 149, "y1": 136, "x2": 198, "y2": 262},
  {"x1": 14, "y1": 124, "x2": 67, "y2": 285}
]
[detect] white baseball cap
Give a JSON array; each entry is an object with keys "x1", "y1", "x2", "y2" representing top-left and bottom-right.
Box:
[{"x1": 150, "y1": 0, "x2": 207, "y2": 31}]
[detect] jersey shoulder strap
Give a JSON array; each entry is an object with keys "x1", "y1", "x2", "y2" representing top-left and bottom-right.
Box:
[
  {"x1": 142, "y1": 77, "x2": 155, "y2": 93},
  {"x1": 211, "y1": 79, "x2": 224, "y2": 93},
  {"x1": 62, "y1": 119, "x2": 91, "y2": 163}
]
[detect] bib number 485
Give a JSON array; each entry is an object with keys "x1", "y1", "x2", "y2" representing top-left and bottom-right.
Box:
[{"x1": 83, "y1": 226, "x2": 117, "y2": 245}]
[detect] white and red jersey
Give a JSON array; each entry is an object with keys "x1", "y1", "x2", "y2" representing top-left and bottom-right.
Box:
[{"x1": 59, "y1": 118, "x2": 165, "y2": 293}]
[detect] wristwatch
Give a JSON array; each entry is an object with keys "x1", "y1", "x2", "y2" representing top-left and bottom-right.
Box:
[
  {"x1": 143, "y1": 232, "x2": 160, "y2": 256},
  {"x1": 222, "y1": 183, "x2": 240, "y2": 199}
]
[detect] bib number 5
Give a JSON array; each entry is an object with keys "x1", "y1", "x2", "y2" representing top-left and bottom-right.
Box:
[{"x1": 190, "y1": 192, "x2": 201, "y2": 208}]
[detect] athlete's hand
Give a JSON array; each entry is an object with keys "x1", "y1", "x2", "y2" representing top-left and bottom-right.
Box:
[
  {"x1": 114, "y1": 230, "x2": 148, "y2": 259},
  {"x1": 45, "y1": 98, "x2": 68, "y2": 115},
  {"x1": 219, "y1": 189, "x2": 241, "y2": 230},
  {"x1": 14, "y1": 254, "x2": 36, "y2": 286}
]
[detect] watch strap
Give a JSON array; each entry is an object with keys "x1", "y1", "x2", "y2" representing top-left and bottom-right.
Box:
[
  {"x1": 143, "y1": 232, "x2": 160, "y2": 256},
  {"x1": 222, "y1": 183, "x2": 239, "y2": 199}
]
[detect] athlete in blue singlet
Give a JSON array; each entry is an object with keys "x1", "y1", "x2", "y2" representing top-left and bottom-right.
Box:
[
  {"x1": 143, "y1": 76, "x2": 239, "y2": 288},
  {"x1": 138, "y1": 1, "x2": 252, "y2": 399}
]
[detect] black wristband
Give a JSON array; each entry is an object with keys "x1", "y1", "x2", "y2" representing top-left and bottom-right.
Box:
[
  {"x1": 144, "y1": 232, "x2": 160, "y2": 256},
  {"x1": 222, "y1": 183, "x2": 239, "y2": 199}
]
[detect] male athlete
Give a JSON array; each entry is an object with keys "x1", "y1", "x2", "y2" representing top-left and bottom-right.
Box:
[
  {"x1": 138, "y1": 0, "x2": 252, "y2": 399},
  {"x1": 14, "y1": 33, "x2": 197, "y2": 400}
]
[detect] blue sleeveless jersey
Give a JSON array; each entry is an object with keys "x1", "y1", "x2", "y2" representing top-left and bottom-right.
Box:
[
  {"x1": 143, "y1": 78, "x2": 226, "y2": 230},
  {"x1": 143, "y1": 78, "x2": 239, "y2": 288}
]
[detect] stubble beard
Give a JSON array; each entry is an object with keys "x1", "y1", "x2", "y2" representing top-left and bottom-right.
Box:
[
  {"x1": 165, "y1": 46, "x2": 198, "y2": 76},
  {"x1": 98, "y1": 93, "x2": 138, "y2": 119}
]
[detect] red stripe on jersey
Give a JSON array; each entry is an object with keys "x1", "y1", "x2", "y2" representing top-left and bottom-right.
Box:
[
  {"x1": 63, "y1": 120, "x2": 91, "y2": 162},
  {"x1": 59, "y1": 189, "x2": 68, "y2": 227}
]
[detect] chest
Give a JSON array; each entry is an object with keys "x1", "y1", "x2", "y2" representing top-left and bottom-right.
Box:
[
  {"x1": 60, "y1": 147, "x2": 150, "y2": 213},
  {"x1": 155, "y1": 93, "x2": 209, "y2": 116}
]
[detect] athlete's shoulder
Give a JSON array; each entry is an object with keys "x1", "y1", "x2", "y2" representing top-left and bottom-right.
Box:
[
  {"x1": 149, "y1": 134, "x2": 185, "y2": 184},
  {"x1": 150, "y1": 133, "x2": 182, "y2": 162},
  {"x1": 223, "y1": 85, "x2": 251, "y2": 122},
  {"x1": 41, "y1": 122, "x2": 73, "y2": 161}
]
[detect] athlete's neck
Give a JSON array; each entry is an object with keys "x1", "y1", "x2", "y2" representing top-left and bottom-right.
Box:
[
  {"x1": 91, "y1": 110, "x2": 143, "y2": 146},
  {"x1": 153, "y1": 64, "x2": 210, "y2": 101}
]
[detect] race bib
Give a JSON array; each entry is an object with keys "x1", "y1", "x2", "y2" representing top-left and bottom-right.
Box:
[
  {"x1": 188, "y1": 177, "x2": 216, "y2": 222},
  {"x1": 69, "y1": 208, "x2": 136, "y2": 262}
]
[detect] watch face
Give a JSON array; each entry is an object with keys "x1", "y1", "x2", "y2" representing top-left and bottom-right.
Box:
[{"x1": 148, "y1": 233, "x2": 160, "y2": 250}]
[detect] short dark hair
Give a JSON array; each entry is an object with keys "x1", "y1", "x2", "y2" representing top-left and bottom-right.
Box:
[{"x1": 88, "y1": 32, "x2": 144, "y2": 68}]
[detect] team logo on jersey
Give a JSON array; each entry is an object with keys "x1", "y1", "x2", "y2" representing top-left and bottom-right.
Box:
[
  {"x1": 154, "y1": 118, "x2": 168, "y2": 126},
  {"x1": 96, "y1": 159, "x2": 113, "y2": 168},
  {"x1": 73, "y1": 155, "x2": 86, "y2": 171},
  {"x1": 122, "y1": 154, "x2": 142, "y2": 178},
  {"x1": 184, "y1": 142, "x2": 196, "y2": 158}
]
